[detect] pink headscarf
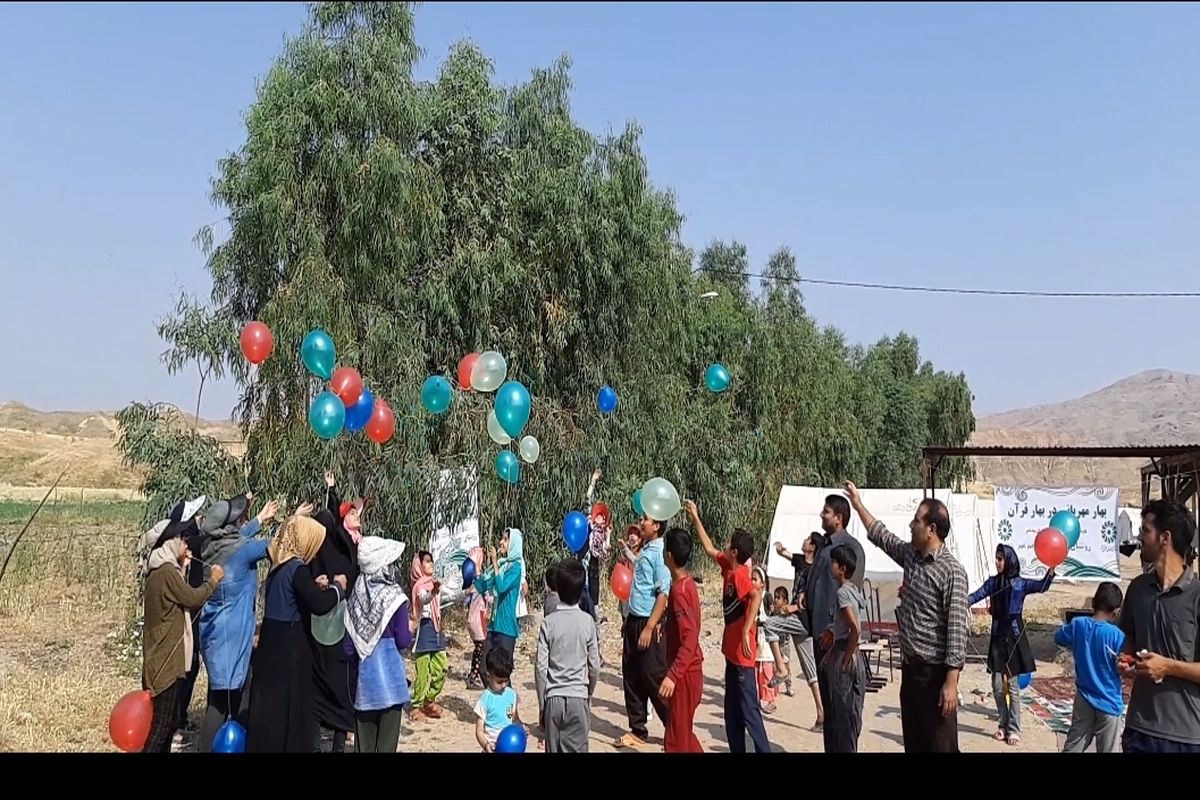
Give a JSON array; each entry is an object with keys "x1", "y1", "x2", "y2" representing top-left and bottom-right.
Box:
[{"x1": 411, "y1": 553, "x2": 441, "y2": 632}]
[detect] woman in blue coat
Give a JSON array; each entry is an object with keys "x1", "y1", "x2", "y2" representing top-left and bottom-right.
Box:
[
  {"x1": 968, "y1": 543, "x2": 1055, "y2": 746},
  {"x1": 196, "y1": 495, "x2": 300, "y2": 752}
]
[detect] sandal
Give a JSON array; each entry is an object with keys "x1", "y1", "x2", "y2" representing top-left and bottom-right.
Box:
[{"x1": 615, "y1": 732, "x2": 649, "y2": 749}]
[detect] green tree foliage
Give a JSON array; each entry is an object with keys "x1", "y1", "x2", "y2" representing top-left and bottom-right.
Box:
[{"x1": 117, "y1": 2, "x2": 975, "y2": 588}]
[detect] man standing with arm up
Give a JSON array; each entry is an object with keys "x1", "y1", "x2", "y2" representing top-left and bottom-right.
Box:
[
  {"x1": 805, "y1": 494, "x2": 866, "y2": 750},
  {"x1": 843, "y1": 481, "x2": 968, "y2": 753}
]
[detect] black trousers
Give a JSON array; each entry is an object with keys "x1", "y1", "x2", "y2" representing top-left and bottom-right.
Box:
[
  {"x1": 900, "y1": 661, "x2": 960, "y2": 753},
  {"x1": 587, "y1": 556, "x2": 601, "y2": 611},
  {"x1": 621, "y1": 614, "x2": 669, "y2": 740}
]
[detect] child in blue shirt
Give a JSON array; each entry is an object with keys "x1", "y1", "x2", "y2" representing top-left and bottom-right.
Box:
[
  {"x1": 473, "y1": 646, "x2": 527, "y2": 752},
  {"x1": 1053, "y1": 581, "x2": 1126, "y2": 753}
]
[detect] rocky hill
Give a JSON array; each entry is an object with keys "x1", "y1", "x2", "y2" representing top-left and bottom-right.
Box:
[{"x1": 970, "y1": 370, "x2": 1200, "y2": 500}]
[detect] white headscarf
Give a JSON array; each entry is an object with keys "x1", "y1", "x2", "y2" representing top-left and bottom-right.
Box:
[{"x1": 345, "y1": 536, "x2": 408, "y2": 660}]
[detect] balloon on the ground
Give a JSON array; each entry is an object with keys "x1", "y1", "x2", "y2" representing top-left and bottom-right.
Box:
[
  {"x1": 495, "y1": 450, "x2": 520, "y2": 485},
  {"x1": 640, "y1": 477, "x2": 682, "y2": 521},
  {"x1": 631, "y1": 489, "x2": 644, "y2": 517},
  {"x1": 344, "y1": 387, "x2": 375, "y2": 432},
  {"x1": 495, "y1": 381, "x2": 531, "y2": 439},
  {"x1": 471, "y1": 351, "x2": 508, "y2": 392},
  {"x1": 301, "y1": 329, "x2": 336, "y2": 380},
  {"x1": 330, "y1": 367, "x2": 363, "y2": 407},
  {"x1": 597, "y1": 385, "x2": 618, "y2": 415},
  {"x1": 518, "y1": 435, "x2": 540, "y2": 464},
  {"x1": 365, "y1": 397, "x2": 395, "y2": 444},
  {"x1": 240, "y1": 321, "x2": 274, "y2": 365},
  {"x1": 462, "y1": 557, "x2": 477, "y2": 589},
  {"x1": 457, "y1": 352, "x2": 480, "y2": 390},
  {"x1": 213, "y1": 719, "x2": 246, "y2": 753},
  {"x1": 563, "y1": 511, "x2": 588, "y2": 553},
  {"x1": 704, "y1": 363, "x2": 731, "y2": 393},
  {"x1": 495, "y1": 723, "x2": 527, "y2": 754},
  {"x1": 108, "y1": 689, "x2": 153, "y2": 752},
  {"x1": 1034, "y1": 527, "x2": 1068, "y2": 569},
  {"x1": 1049, "y1": 510, "x2": 1081, "y2": 549},
  {"x1": 610, "y1": 562, "x2": 633, "y2": 602},
  {"x1": 1017, "y1": 673, "x2": 1032, "y2": 691},
  {"x1": 487, "y1": 409, "x2": 511, "y2": 445},
  {"x1": 421, "y1": 376, "x2": 453, "y2": 415},
  {"x1": 309, "y1": 392, "x2": 346, "y2": 440}
]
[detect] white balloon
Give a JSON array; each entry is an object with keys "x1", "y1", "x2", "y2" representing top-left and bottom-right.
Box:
[
  {"x1": 640, "y1": 477, "x2": 681, "y2": 521},
  {"x1": 471, "y1": 351, "x2": 508, "y2": 393},
  {"x1": 486, "y1": 409, "x2": 511, "y2": 446},
  {"x1": 518, "y1": 435, "x2": 540, "y2": 464}
]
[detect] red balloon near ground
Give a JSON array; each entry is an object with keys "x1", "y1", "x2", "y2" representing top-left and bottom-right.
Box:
[
  {"x1": 610, "y1": 562, "x2": 634, "y2": 602},
  {"x1": 108, "y1": 689, "x2": 153, "y2": 752},
  {"x1": 1034, "y1": 527, "x2": 1068, "y2": 569},
  {"x1": 365, "y1": 398, "x2": 395, "y2": 444},
  {"x1": 240, "y1": 322, "x2": 274, "y2": 365},
  {"x1": 330, "y1": 367, "x2": 364, "y2": 407},
  {"x1": 457, "y1": 353, "x2": 480, "y2": 390}
]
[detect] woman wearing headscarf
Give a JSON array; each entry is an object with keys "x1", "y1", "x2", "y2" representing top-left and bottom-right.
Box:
[
  {"x1": 472, "y1": 527, "x2": 526, "y2": 677},
  {"x1": 195, "y1": 495, "x2": 297, "y2": 752},
  {"x1": 152, "y1": 495, "x2": 207, "y2": 737},
  {"x1": 141, "y1": 536, "x2": 224, "y2": 752},
  {"x1": 310, "y1": 471, "x2": 362, "y2": 752},
  {"x1": 246, "y1": 512, "x2": 345, "y2": 753},
  {"x1": 343, "y1": 536, "x2": 413, "y2": 753},
  {"x1": 464, "y1": 545, "x2": 492, "y2": 689},
  {"x1": 968, "y1": 544, "x2": 1055, "y2": 746}
]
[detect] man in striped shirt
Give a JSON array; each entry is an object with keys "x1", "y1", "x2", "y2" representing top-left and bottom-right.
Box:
[{"x1": 844, "y1": 481, "x2": 969, "y2": 753}]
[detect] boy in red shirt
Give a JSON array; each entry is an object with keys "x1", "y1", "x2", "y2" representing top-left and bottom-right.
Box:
[
  {"x1": 658, "y1": 527, "x2": 704, "y2": 753},
  {"x1": 685, "y1": 500, "x2": 771, "y2": 753}
]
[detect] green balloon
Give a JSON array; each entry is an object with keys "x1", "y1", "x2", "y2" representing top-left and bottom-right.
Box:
[
  {"x1": 309, "y1": 391, "x2": 346, "y2": 440},
  {"x1": 301, "y1": 329, "x2": 336, "y2": 381},
  {"x1": 495, "y1": 450, "x2": 520, "y2": 485},
  {"x1": 632, "y1": 489, "x2": 644, "y2": 518}
]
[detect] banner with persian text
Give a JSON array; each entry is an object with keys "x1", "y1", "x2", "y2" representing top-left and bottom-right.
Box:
[{"x1": 993, "y1": 486, "x2": 1120, "y2": 580}]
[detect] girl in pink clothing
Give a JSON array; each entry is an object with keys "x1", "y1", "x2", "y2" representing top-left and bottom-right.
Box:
[{"x1": 465, "y1": 546, "x2": 492, "y2": 690}]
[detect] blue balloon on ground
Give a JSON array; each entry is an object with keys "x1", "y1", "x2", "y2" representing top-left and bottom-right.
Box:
[
  {"x1": 462, "y1": 557, "x2": 477, "y2": 589},
  {"x1": 344, "y1": 387, "x2": 375, "y2": 432},
  {"x1": 632, "y1": 489, "x2": 644, "y2": 518},
  {"x1": 1017, "y1": 673, "x2": 1032, "y2": 690},
  {"x1": 563, "y1": 511, "x2": 588, "y2": 553},
  {"x1": 495, "y1": 450, "x2": 520, "y2": 485},
  {"x1": 495, "y1": 381, "x2": 532, "y2": 439},
  {"x1": 494, "y1": 723, "x2": 527, "y2": 753},
  {"x1": 597, "y1": 385, "x2": 618, "y2": 415},
  {"x1": 421, "y1": 376, "x2": 453, "y2": 415},
  {"x1": 300, "y1": 329, "x2": 336, "y2": 380},
  {"x1": 1049, "y1": 510, "x2": 1081, "y2": 549},
  {"x1": 309, "y1": 391, "x2": 346, "y2": 440},
  {"x1": 213, "y1": 719, "x2": 246, "y2": 753},
  {"x1": 704, "y1": 363, "x2": 731, "y2": 393}
]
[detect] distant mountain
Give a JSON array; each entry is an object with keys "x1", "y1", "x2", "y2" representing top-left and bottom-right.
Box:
[{"x1": 969, "y1": 370, "x2": 1200, "y2": 500}]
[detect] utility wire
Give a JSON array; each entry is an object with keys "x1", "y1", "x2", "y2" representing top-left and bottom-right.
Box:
[{"x1": 696, "y1": 269, "x2": 1200, "y2": 299}]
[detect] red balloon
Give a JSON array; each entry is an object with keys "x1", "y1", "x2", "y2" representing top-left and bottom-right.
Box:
[
  {"x1": 1034, "y1": 527, "x2": 1068, "y2": 569},
  {"x1": 610, "y1": 562, "x2": 633, "y2": 602},
  {"x1": 457, "y1": 353, "x2": 480, "y2": 390},
  {"x1": 108, "y1": 689, "x2": 153, "y2": 752},
  {"x1": 239, "y1": 322, "x2": 274, "y2": 365},
  {"x1": 365, "y1": 398, "x2": 395, "y2": 444},
  {"x1": 330, "y1": 367, "x2": 364, "y2": 407}
]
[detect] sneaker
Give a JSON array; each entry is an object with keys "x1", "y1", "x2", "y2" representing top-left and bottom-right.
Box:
[{"x1": 784, "y1": 680, "x2": 794, "y2": 697}]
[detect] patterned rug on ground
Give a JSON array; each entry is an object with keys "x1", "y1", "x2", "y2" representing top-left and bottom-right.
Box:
[{"x1": 1022, "y1": 675, "x2": 1131, "y2": 735}]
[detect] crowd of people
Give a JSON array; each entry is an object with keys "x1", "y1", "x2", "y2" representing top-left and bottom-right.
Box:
[{"x1": 136, "y1": 465, "x2": 1200, "y2": 754}]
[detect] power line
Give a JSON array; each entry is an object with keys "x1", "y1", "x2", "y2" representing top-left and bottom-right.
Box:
[{"x1": 698, "y1": 269, "x2": 1200, "y2": 299}]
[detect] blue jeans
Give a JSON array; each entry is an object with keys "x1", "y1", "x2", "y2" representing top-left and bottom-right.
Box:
[
  {"x1": 724, "y1": 662, "x2": 771, "y2": 753},
  {"x1": 1122, "y1": 728, "x2": 1200, "y2": 753}
]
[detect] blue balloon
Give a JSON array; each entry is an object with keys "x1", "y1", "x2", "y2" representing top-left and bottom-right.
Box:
[
  {"x1": 632, "y1": 489, "x2": 644, "y2": 518},
  {"x1": 344, "y1": 387, "x2": 375, "y2": 432},
  {"x1": 461, "y1": 557, "x2": 477, "y2": 589},
  {"x1": 495, "y1": 450, "x2": 520, "y2": 485},
  {"x1": 494, "y1": 723, "x2": 527, "y2": 754},
  {"x1": 421, "y1": 375, "x2": 453, "y2": 415},
  {"x1": 1049, "y1": 510, "x2": 1081, "y2": 549},
  {"x1": 597, "y1": 385, "x2": 618, "y2": 415},
  {"x1": 213, "y1": 719, "x2": 246, "y2": 753},
  {"x1": 309, "y1": 391, "x2": 346, "y2": 440},
  {"x1": 563, "y1": 510, "x2": 588, "y2": 554},
  {"x1": 704, "y1": 363, "x2": 731, "y2": 393},
  {"x1": 300, "y1": 329, "x2": 336, "y2": 381},
  {"x1": 1017, "y1": 673, "x2": 1032, "y2": 691},
  {"x1": 495, "y1": 381, "x2": 532, "y2": 439}
]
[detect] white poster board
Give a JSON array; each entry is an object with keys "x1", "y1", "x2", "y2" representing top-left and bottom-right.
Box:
[
  {"x1": 993, "y1": 486, "x2": 1120, "y2": 580},
  {"x1": 428, "y1": 468, "x2": 480, "y2": 603}
]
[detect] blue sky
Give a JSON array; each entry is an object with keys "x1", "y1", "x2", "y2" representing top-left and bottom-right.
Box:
[{"x1": 2, "y1": 2, "x2": 1199, "y2": 418}]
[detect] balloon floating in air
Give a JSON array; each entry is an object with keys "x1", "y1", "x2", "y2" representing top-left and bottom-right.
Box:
[
  {"x1": 309, "y1": 391, "x2": 346, "y2": 440},
  {"x1": 495, "y1": 381, "x2": 531, "y2": 439},
  {"x1": 518, "y1": 435, "x2": 540, "y2": 464},
  {"x1": 301, "y1": 329, "x2": 336, "y2": 381},
  {"x1": 421, "y1": 376, "x2": 453, "y2": 415},
  {"x1": 495, "y1": 450, "x2": 520, "y2": 485},
  {"x1": 1049, "y1": 510, "x2": 1081, "y2": 549},
  {"x1": 471, "y1": 351, "x2": 508, "y2": 393},
  {"x1": 704, "y1": 363, "x2": 731, "y2": 393},
  {"x1": 640, "y1": 477, "x2": 682, "y2": 521},
  {"x1": 344, "y1": 387, "x2": 375, "y2": 433},
  {"x1": 597, "y1": 385, "x2": 618, "y2": 415},
  {"x1": 240, "y1": 322, "x2": 274, "y2": 365}
]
